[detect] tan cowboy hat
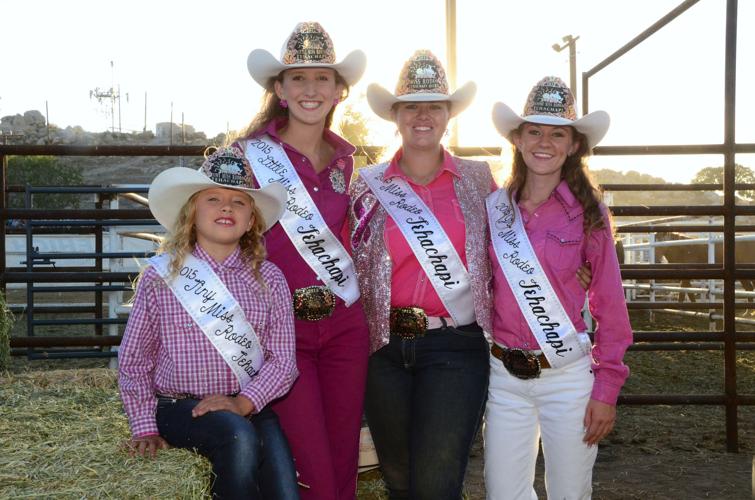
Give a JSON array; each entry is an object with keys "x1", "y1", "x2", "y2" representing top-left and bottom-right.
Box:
[
  {"x1": 148, "y1": 146, "x2": 286, "y2": 233},
  {"x1": 366, "y1": 50, "x2": 476, "y2": 121},
  {"x1": 492, "y1": 76, "x2": 610, "y2": 150},
  {"x1": 247, "y1": 22, "x2": 367, "y2": 89}
]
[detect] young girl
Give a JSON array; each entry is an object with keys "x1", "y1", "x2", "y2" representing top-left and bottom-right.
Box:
[
  {"x1": 118, "y1": 146, "x2": 299, "y2": 500},
  {"x1": 484, "y1": 76, "x2": 632, "y2": 499}
]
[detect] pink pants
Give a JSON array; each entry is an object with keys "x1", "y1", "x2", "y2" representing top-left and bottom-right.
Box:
[{"x1": 272, "y1": 300, "x2": 370, "y2": 500}]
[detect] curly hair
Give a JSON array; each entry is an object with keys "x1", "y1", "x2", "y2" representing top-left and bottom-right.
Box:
[
  {"x1": 505, "y1": 125, "x2": 609, "y2": 236},
  {"x1": 232, "y1": 70, "x2": 350, "y2": 143},
  {"x1": 156, "y1": 191, "x2": 268, "y2": 283}
]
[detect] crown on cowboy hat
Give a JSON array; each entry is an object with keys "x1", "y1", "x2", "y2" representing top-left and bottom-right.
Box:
[
  {"x1": 492, "y1": 76, "x2": 610, "y2": 150},
  {"x1": 247, "y1": 22, "x2": 367, "y2": 89},
  {"x1": 148, "y1": 146, "x2": 287, "y2": 234},
  {"x1": 366, "y1": 49, "x2": 476, "y2": 121}
]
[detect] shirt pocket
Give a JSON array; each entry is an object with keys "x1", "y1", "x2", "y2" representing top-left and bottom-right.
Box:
[{"x1": 544, "y1": 230, "x2": 584, "y2": 273}]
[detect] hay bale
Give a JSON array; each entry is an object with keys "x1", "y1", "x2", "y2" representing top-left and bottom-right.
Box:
[
  {"x1": 0, "y1": 368, "x2": 211, "y2": 498},
  {"x1": 0, "y1": 292, "x2": 13, "y2": 371}
]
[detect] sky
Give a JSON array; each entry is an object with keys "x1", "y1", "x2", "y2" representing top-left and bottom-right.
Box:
[{"x1": 1, "y1": 0, "x2": 753, "y2": 184}]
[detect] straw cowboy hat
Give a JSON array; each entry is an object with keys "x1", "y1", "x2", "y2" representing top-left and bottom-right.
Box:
[
  {"x1": 492, "y1": 75, "x2": 610, "y2": 150},
  {"x1": 366, "y1": 49, "x2": 476, "y2": 121},
  {"x1": 148, "y1": 146, "x2": 287, "y2": 233},
  {"x1": 247, "y1": 21, "x2": 367, "y2": 89}
]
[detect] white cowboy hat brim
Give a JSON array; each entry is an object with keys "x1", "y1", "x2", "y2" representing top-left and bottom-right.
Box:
[
  {"x1": 366, "y1": 81, "x2": 477, "y2": 121},
  {"x1": 492, "y1": 101, "x2": 610, "y2": 150},
  {"x1": 247, "y1": 48, "x2": 367, "y2": 89},
  {"x1": 148, "y1": 167, "x2": 287, "y2": 234}
]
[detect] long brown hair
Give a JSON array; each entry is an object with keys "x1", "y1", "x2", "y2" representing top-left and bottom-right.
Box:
[
  {"x1": 156, "y1": 191, "x2": 268, "y2": 282},
  {"x1": 505, "y1": 125, "x2": 609, "y2": 235},
  {"x1": 233, "y1": 70, "x2": 350, "y2": 142}
]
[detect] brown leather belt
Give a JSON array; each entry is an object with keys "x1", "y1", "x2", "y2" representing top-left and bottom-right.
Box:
[{"x1": 491, "y1": 343, "x2": 551, "y2": 380}]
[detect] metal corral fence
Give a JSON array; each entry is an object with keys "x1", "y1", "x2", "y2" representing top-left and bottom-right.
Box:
[{"x1": 1, "y1": 0, "x2": 754, "y2": 451}]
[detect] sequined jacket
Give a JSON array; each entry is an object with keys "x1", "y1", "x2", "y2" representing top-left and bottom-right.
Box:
[{"x1": 348, "y1": 156, "x2": 494, "y2": 354}]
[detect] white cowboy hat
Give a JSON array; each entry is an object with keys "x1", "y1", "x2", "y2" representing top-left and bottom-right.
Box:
[
  {"x1": 148, "y1": 146, "x2": 286, "y2": 234},
  {"x1": 366, "y1": 50, "x2": 476, "y2": 121},
  {"x1": 247, "y1": 22, "x2": 367, "y2": 89},
  {"x1": 492, "y1": 76, "x2": 609, "y2": 150}
]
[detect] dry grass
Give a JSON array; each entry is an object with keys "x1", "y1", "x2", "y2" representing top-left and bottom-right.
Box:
[{"x1": 0, "y1": 369, "x2": 211, "y2": 499}]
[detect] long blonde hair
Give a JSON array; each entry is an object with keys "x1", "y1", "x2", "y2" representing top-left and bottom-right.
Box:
[
  {"x1": 156, "y1": 191, "x2": 268, "y2": 282},
  {"x1": 233, "y1": 71, "x2": 350, "y2": 142},
  {"x1": 505, "y1": 125, "x2": 609, "y2": 235}
]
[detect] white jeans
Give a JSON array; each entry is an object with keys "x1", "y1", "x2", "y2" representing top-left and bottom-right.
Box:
[{"x1": 484, "y1": 353, "x2": 597, "y2": 500}]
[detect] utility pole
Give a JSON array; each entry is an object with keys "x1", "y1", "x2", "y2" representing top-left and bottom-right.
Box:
[
  {"x1": 445, "y1": 0, "x2": 458, "y2": 149},
  {"x1": 143, "y1": 92, "x2": 147, "y2": 133},
  {"x1": 552, "y1": 35, "x2": 580, "y2": 96},
  {"x1": 89, "y1": 60, "x2": 123, "y2": 133}
]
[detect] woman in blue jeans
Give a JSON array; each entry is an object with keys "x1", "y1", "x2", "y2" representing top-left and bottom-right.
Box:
[{"x1": 348, "y1": 50, "x2": 493, "y2": 499}]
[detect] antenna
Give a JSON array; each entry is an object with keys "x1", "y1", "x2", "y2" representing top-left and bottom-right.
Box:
[{"x1": 89, "y1": 60, "x2": 124, "y2": 133}]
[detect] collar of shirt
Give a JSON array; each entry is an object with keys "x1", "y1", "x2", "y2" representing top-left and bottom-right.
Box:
[
  {"x1": 519, "y1": 179, "x2": 583, "y2": 221},
  {"x1": 252, "y1": 117, "x2": 355, "y2": 169},
  {"x1": 192, "y1": 244, "x2": 247, "y2": 271},
  {"x1": 383, "y1": 147, "x2": 460, "y2": 185}
]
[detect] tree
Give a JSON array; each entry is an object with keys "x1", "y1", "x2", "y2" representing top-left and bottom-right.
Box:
[
  {"x1": 337, "y1": 104, "x2": 384, "y2": 169},
  {"x1": 691, "y1": 164, "x2": 755, "y2": 201},
  {"x1": 7, "y1": 156, "x2": 84, "y2": 209}
]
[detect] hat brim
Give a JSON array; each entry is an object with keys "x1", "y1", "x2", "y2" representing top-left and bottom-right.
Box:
[
  {"x1": 148, "y1": 167, "x2": 287, "y2": 234},
  {"x1": 366, "y1": 81, "x2": 477, "y2": 121},
  {"x1": 247, "y1": 48, "x2": 367, "y2": 89},
  {"x1": 492, "y1": 102, "x2": 610, "y2": 150}
]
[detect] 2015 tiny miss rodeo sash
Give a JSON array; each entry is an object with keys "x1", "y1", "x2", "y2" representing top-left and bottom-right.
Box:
[
  {"x1": 149, "y1": 253, "x2": 264, "y2": 386},
  {"x1": 360, "y1": 163, "x2": 475, "y2": 326},
  {"x1": 244, "y1": 136, "x2": 360, "y2": 306},
  {"x1": 486, "y1": 189, "x2": 592, "y2": 369}
]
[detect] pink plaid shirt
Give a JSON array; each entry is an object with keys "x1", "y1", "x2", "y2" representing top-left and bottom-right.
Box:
[{"x1": 118, "y1": 245, "x2": 298, "y2": 438}]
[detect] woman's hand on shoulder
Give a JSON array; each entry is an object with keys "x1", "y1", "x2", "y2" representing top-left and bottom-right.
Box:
[
  {"x1": 583, "y1": 399, "x2": 616, "y2": 446},
  {"x1": 125, "y1": 435, "x2": 170, "y2": 458},
  {"x1": 576, "y1": 261, "x2": 592, "y2": 290},
  {"x1": 192, "y1": 394, "x2": 256, "y2": 418}
]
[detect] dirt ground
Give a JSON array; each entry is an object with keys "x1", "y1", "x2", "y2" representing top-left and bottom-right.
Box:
[
  {"x1": 461, "y1": 406, "x2": 754, "y2": 500},
  {"x1": 6, "y1": 296, "x2": 755, "y2": 499}
]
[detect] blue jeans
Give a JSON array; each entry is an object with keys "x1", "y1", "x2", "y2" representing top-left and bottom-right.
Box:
[
  {"x1": 156, "y1": 397, "x2": 300, "y2": 500},
  {"x1": 364, "y1": 325, "x2": 490, "y2": 500}
]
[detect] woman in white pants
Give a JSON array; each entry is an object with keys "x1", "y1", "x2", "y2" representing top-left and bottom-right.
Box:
[{"x1": 483, "y1": 76, "x2": 632, "y2": 500}]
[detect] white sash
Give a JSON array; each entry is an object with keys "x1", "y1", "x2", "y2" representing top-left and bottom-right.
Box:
[
  {"x1": 149, "y1": 253, "x2": 264, "y2": 387},
  {"x1": 486, "y1": 189, "x2": 592, "y2": 369},
  {"x1": 360, "y1": 163, "x2": 475, "y2": 325},
  {"x1": 244, "y1": 136, "x2": 360, "y2": 306}
]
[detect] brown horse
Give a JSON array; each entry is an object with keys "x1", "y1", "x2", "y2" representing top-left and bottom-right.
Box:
[{"x1": 653, "y1": 232, "x2": 755, "y2": 303}]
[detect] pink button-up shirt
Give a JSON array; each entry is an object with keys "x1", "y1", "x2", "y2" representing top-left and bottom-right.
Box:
[
  {"x1": 489, "y1": 181, "x2": 632, "y2": 405},
  {"x1": 385, "y1": 149, "x2": 468, "y2": 317},
  {"x1": 118, "y1": 245, "x2": 297, "y2": 438},
  {"x1": 246, "y1": 118, "x2": 356, "y2": 295}
]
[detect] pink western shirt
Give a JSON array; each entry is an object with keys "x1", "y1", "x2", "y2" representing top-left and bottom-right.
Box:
[
  {"x1": 246, "y1": 118, "x2": 356, "y2": 295},
  {"x1": 118, "y1": 245, "x2": 297, "y2": 438},
  {"x1": 489, "y1": 181, "x2": 632, "y2": 405},
  {"x1": 384, "y1": 148, "x2": 468, "y2": 317}
]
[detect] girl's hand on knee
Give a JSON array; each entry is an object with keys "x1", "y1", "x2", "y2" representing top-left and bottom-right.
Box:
[
  {"x1": 582, "y1": 399, "x2": 616, "y2": 446},
  {"x1": 192, "y1": 394, "x2": 255, "y2": 417},
  {"x1": 126, "y1": 435, "x2": 169, "y2": 458}
]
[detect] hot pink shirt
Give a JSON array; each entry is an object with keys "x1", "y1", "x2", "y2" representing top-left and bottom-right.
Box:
[
  {"x1": 246, "y1": 118, "x2": 356, "y2": 295},
  {"x1": 385, "y1": 149, "x2": 468, "y2": 317},
  {"x1": 489, "y1": 181, "x2": 632, "y2": 405}
]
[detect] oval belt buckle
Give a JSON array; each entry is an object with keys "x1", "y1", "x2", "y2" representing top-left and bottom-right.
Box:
[
  {"x1": 293, "y1": 286, "x2": 336, "y2": 321},
  {"x1": 510, "y1": 348, "x2": 542, "y2": 380},
  {"x1": 390, "y1": 306, "x2": 428, "y2": 338}
]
